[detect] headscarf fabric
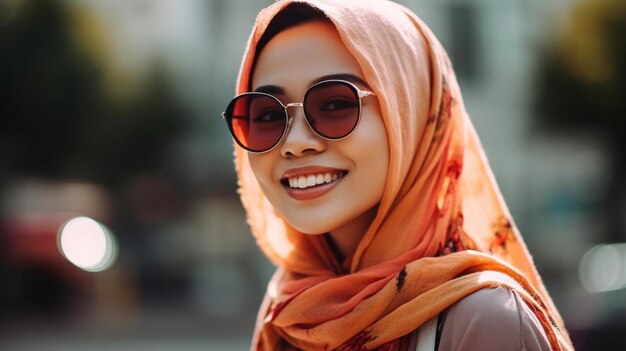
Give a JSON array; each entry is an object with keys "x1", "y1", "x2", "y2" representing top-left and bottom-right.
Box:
[{"x1": 232, "y1": 1, "x2": 573, "y2": 350}]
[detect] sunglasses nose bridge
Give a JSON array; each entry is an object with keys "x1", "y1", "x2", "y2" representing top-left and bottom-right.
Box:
[
  {"x1": 285, "y1": 102, "x2": 304, "y2": 109},
  {"x1": 284, "y1": 102, "x2": 305, "y2": 124},
  {"x1": 280, "y1": 103, "x2": 303, "y2": 142}
]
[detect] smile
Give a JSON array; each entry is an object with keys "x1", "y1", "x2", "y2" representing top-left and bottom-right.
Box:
[
  {"x1": 280, "y1": 167, "x2": 348, "y2": 200},
  {"x1": 286, "y1": 172, "x2": 344, "y2": 189}
]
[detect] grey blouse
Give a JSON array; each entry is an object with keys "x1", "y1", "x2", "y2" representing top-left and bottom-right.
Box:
[{"x1": 409, "y1": 286, "x2": 552, "y2": 351}]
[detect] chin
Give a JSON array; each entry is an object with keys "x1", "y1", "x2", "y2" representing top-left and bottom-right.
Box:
[
  {"x1": 290, "y1": 223, "x2": 329, "y2": 235},
  {"x1": 285, "y1": 216, "x2": 337, "y2": 235}
]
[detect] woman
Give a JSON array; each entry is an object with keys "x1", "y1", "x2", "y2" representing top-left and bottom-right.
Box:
[{"x1": 222, "y1": 0, "x2": 574, "y2": 350}]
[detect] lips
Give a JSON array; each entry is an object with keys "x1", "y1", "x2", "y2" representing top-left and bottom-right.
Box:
[{"x1": 281, "y1": 166, "x2": 348, "y2": 200}]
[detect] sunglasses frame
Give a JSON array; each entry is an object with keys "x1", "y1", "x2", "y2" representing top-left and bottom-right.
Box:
[{"x1": 221, "y1": 79, "x2": 376, "y2": 154}]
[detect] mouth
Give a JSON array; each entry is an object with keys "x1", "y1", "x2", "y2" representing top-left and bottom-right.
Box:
[
  {"x1": 280, "y1": 170, "x2": 348, "y2": 189},
  {"x1": 280, "y1": 171, "x2": 348, "y2": 189}
]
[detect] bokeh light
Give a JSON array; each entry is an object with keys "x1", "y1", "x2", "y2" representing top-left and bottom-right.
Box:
[
  {"x1": 58, "y1": 216, "x2": 118, "y2": 272},
  {"x1": 579, "y1": 243, "x2": 626, "y2": 293}
]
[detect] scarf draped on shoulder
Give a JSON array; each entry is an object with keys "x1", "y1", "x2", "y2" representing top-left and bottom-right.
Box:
[{"x1": 232, "y1": 0, "x2": 573, "y2": 350}]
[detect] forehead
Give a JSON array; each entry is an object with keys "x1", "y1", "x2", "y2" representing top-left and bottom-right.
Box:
[{"x1": 251, "y1": 20, "x2": 365, "y2": 92}]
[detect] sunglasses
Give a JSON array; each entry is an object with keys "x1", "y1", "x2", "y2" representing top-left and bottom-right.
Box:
[{"x1": 222, "y1": 79, "x2": 376, "y2": 153}]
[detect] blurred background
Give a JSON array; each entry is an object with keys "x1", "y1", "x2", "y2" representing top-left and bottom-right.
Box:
[{"x1": 0, "y1": 0, "x2": 623, "y2": 350}]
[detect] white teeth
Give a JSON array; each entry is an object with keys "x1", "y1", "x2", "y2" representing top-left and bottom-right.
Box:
[
  {"x1": 286, "y1": 172, "x2": 343, "y2": 189},
  {"x1": 297, "y1": 176, "x2": 307, "y2": 189}
]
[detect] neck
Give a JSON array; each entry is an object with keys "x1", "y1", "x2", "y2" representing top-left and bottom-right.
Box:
[{"x1": 327, "y1": 206, "x2": 378, "y2": 260}]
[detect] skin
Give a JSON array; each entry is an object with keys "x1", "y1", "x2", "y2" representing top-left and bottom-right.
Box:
[{"x1": 249, "y1": 21, "x2": 389, "y2": 259}]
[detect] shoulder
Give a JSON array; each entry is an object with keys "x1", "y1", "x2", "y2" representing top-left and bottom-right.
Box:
[{"x1": 437, "y1": 286, "x2": 552, "y2": 351}]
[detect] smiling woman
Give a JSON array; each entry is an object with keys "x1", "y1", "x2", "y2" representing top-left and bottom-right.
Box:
[{"x1": 222, "y1": 1, "x2": 574, "y2": 350}]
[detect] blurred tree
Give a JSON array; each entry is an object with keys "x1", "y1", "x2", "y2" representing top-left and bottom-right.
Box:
[
  {"x1": 535, "y1": 0, "x2": 625, "y2": 242},
  {"x1": 75, "y1": 63, "x2": 187, "y2": 189},
  {"x1": 0, "y1": 0, "x2": 101, "y2": 179},
  {"x1": 0, "y1": 0, "x2": 188, "y2": 319},
  {"x1": 0, "y1": 0, "x2": 186, "y2": 189}
]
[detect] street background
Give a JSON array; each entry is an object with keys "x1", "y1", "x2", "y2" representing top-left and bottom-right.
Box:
[{"x1": 1, "y1": 0, "x2": 624, "y2": 349}]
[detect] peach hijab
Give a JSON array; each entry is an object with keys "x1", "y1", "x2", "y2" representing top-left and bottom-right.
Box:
[{"x1": 232, "y1": 0, "x2": 573, "y2": 350}]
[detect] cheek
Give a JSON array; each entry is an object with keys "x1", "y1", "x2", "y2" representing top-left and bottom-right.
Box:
[
  {"x1": 346, "y1": 109, "x2": 390, "y2": 197},
  {"x1": 248, "y1": 154, "x2": 275, "y2": 192},
  {"x1": 365, "y1": 116, "x2": 390, "y2": 187},
  {"x1": 357, "y1": 111, "x2": 390, "y2": 169}
]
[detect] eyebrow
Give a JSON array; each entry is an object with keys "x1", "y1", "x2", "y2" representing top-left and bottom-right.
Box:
[{"x1": 253, "y1": 73, "x2": 371, "y2": 95}]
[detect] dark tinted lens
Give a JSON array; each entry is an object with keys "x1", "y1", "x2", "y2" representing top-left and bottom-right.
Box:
[
  {"x1": 304, "y1": 81, "x2": 359, "y2": 139},
  {"x1": 227, "y1": 94, "x2": 286, "y2": 152}
]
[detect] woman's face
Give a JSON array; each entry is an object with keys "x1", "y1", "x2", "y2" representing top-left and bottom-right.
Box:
[{"x1": 249, "y1": 21, "x2": 389, "y2": 237}]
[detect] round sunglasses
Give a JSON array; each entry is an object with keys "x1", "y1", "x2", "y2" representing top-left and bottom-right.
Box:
[{"x1": 221, "y1": 79, "x2": 376, "y2": 153}]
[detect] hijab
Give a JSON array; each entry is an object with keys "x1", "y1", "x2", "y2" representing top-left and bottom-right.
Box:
[{"x1": 232, "y1": 0, "x2": 573, "y2": 350}]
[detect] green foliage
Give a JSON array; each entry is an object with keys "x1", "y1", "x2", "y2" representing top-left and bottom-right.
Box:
[
  {"x1": 0, "y1": 0, "x2": 186, "y2": 188},
  {"x1": 535, "y1": 0, "x2": 625, "y2": 147}
]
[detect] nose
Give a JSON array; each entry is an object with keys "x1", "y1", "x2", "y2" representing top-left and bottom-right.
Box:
[{"x1": 279, "y1": 106, "x2": 326, "y2": 158}]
